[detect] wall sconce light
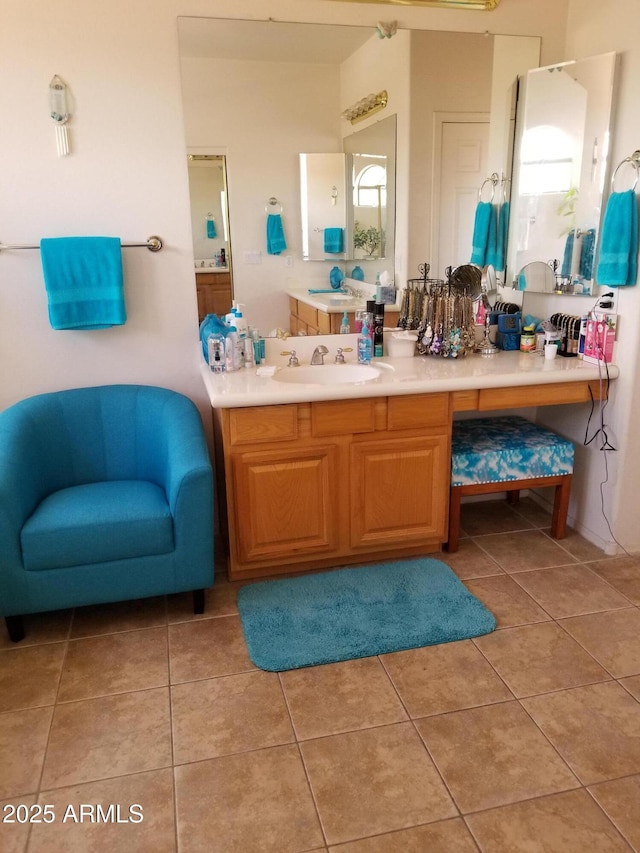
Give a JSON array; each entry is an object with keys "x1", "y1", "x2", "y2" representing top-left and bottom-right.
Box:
[
  {"x1": 342, "y1": 90, "x2": 388, "y2": 125},
  {"x1": 49, "y1": 75, "x2": 71, "y2": 157}
]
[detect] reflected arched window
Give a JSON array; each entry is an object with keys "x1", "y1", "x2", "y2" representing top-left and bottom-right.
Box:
[
  {"x1": 354, "y1": 164, "x2": 386, "y2": 207},
  {"x1": 519, "y1": 125, "x2": 574, "y2": 194}
]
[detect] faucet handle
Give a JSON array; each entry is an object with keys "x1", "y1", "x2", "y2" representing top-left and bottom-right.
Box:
[
  {"x1": 280, "y1": 350, "x2": 299, "y2": 366},
  {"x1": 334, "y1": 347, "x2": 353, "y2": 364}
]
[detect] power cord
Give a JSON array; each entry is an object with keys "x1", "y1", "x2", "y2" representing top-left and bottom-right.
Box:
[{"x1": 583, "y1": 334, "x2": 634, "y2": 557}]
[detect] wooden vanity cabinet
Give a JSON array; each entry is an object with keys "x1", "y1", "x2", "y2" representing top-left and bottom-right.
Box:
[
  {"x1": 196, "y1": 271, "x2": 232, "y2": 322},
  {"x1": 213, "y1": 393, "x2": 451, "y2": 580},
  {"x1": 289, "y1": 297, "x2": 399, "y2": 336}
]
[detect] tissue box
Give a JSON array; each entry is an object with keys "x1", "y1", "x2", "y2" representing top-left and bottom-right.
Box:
[
  {"x1": 583, "y1": 313, "x2": 616, "y2": 364},
  {"x1": 380, "y1": 286, "x2": 397, "y2": 305}
]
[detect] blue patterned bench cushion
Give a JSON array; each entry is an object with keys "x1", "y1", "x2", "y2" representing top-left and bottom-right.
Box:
[{"x1": 451, "y1": 416, "x2": 574, "y2": 487}]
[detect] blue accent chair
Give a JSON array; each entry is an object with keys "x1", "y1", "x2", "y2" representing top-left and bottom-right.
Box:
[{"x1": 0, "y1": 385, "x2": 214, "y2": 641}]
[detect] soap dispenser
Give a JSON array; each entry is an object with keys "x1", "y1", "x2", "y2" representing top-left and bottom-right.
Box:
[{"x1": 340, "y1": 311, "x2": 350, "y2": 334}]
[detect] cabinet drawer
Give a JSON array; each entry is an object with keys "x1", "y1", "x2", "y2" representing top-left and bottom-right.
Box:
[
  {"x1": 478, "y1": 381, "x2": 598, "y2": 410},
  {"x1": 387, "y1": 393, "x2": 449, "y2": 430},
  {"x1": 229, "y1": 405, "x2": 297, "y2": 445},
  {"x1": 297, "y1": 301, "x2": 318, "y2": 329},
  {"x1": 451, "y1": 389, "x2": 479, "y2": 411},
  {"x1": 311, "y1": 398, "x2": 376, "y2": 436}
]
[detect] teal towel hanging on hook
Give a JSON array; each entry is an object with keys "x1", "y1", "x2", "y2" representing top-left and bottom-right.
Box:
[{"x1": 206, "y1": 214, "x2": 217, "y2": 239}]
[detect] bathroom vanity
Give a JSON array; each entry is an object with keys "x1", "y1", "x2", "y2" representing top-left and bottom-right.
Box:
[
  {"x1": 201, "y1": 347, "x2": 618, "y2": 581},
  {"x1": 287, "y1": 288, "x2": 399, "y2": 336}
]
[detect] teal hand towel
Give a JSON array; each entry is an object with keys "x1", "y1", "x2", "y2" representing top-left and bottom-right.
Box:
[
  {"x1": 40, "y1": 237, "x2": 126, "y2": 330},
  {"x1": 596, "y1": 189, "x2": 638, "y2": 286},
  {"x1": 561, "y1": 229, "x2": 575, "y2": 278},
  {"x1": 471, "y1": 202, "x2": 497, "y2": 267},
  {"x1": 266, "y1": 214, "x2": 287, "y2": 255},
  {"x1": 206, "y1": 217, "x2": 217, "y2": 239},
  {"x1": 324, "y1": 227, "x2": 344, "y2": 253}
]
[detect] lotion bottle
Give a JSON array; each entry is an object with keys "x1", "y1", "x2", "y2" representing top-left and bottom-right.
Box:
[{"x1": 340, "y1": 311, "x2": 350, "y2": 334}]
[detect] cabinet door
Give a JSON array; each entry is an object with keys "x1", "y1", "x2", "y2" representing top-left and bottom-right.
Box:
[
  {"x1": 231, "y1": 444, "x2": 339, "y2": 563},
  {"x1": 350, "y1": 435, "x2": 449, "y2": 548},
  {"x1": 196, "y1": 274, "x2": 232, "y2": 322}
]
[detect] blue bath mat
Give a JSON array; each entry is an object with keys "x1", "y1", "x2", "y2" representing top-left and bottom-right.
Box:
[{"x1": 237, "y1": 558, "x2": 496, "y2": 671}]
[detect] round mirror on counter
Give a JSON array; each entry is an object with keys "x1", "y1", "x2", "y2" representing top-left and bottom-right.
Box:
[
  {"x1": 449, "y1": 263, "x2": 483, "y2": 299},
  {"x1": 517, "y1": 261, "x2": 557, "y2": 293}
]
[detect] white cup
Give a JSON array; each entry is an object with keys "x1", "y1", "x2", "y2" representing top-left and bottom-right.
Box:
[{"x1": 544, "y1": 343, "x2": 557, "y2": 360}]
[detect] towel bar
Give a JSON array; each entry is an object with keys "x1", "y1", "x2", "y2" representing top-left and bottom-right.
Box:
[{"x1": 0, "y1": 235, "x2": 163, "y2": 253}]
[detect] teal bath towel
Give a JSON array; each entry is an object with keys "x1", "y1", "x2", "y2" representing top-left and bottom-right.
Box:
[
  {"x1": 596, "y1": 189, "x2": 638, "y2": 286},
  {"x1": 40, "y1": 237, "x2": 126, "y2": 330},
  {"x1": 266, "y1": 214, "x2": 287, "y2": 255},
  {"x1": 492, "y1": 201, "x2": 509, "y2": 271},
  {"x1": 580, "y1": 228, "x2": 596, "y2": 280},
  {"x1": 470, "y1": 201, "x2": 497, "y2": 267},
  {"x1": 324, "y1": 227, "x2": 344, "y2": 253}
]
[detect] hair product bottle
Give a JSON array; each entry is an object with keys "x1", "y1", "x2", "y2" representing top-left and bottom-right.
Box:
[{"x1": 358, "y1": 322, "x2": 372, "y2": 364}]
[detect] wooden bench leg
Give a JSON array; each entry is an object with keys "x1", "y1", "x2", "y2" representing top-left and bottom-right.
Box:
[
  {"x1": 550, "y1": 474, "x2": 572, "y2": 539},
  {"x1": 446, "y1": 487, "x2": 462, "y2": 553},
  {"x1": 506, "y1": 489, "x2": 521, "y2": 505}
]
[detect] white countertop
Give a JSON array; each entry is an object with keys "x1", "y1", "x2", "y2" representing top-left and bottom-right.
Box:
[
  {"x1": 195, "y1": 266, "x2": 229, "y2": 274},
  {"x1": 287, "y1": 285, "x2": 400, "y2": 315},
  {"x1": 287, "y1": 287, "x2": 366, "y2": 314},
  {"x1": 200, "y1": 343, "x2": 619, "y2": 409}
]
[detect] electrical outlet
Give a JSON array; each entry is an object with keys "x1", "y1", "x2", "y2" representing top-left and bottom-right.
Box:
[{"x1": 284, "y1": 255, "x2": 293, "y2": 268}]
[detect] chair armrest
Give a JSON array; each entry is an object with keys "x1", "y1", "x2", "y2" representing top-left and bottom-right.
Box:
[{"x1": 0, "y1": 408, "x2": 54, "y2": 567}]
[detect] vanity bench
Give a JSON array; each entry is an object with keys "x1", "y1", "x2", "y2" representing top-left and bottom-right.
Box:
[{"x1": 200, "y1": 349, "x2": 618, "y2": 582}]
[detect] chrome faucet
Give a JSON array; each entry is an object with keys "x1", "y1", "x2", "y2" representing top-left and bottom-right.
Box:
[{"x1": 310, "y1": 345, "x2": 329, "y2": 365}]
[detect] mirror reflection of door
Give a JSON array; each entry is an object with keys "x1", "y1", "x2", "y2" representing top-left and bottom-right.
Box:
[
  {"x1": 436, "y1": 116, "x2": 490, "y2": 280},
  {"x1": 187, "y1": 153, "x2": 234, "y2": 323}
]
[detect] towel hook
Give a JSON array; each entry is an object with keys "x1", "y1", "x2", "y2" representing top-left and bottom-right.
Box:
[
  {"x1": 265, "y1": 196, "x2": 284, "y2": 214},
  {"x1": 611, "y1": 151, "x2": 640, "y2": 192},
  {"x1": 478, "y1": 172, "x2": 499, "y2": 203}
]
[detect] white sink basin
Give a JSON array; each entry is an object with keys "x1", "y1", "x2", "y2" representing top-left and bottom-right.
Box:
[{"x1": 273, "y1": 364, "x2": 381, "y2": 385}]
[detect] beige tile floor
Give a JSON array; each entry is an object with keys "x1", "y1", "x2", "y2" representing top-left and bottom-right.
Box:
[{"x1": 2, "y1": 498, "x2": 640, "y2": 852}]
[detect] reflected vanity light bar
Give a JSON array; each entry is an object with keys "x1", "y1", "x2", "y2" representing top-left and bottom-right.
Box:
[
  {"x1": 342, "y1": 91, "x2": 388, "y2": 125},
  {"x1": 325, "y1": 0, "x2": 499, "y2": 8}
]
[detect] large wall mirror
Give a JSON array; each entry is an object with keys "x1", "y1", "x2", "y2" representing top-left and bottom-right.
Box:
[
  {"x1": 178, "y1": 18, "x2": 540, "y2": 334},
  {"x1": 507, "y1": 52, "x2": 617, "y2": 296}
]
